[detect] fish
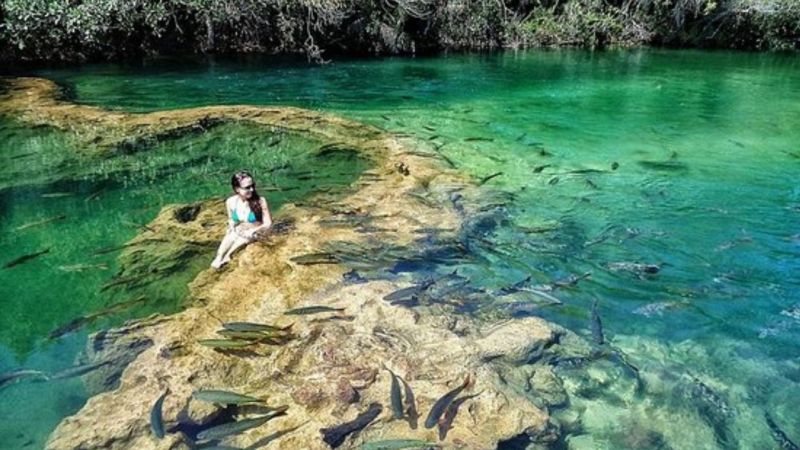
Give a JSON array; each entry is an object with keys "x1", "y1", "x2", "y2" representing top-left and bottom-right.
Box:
[
  {"x1": 360, "y1": 440, "x2": 440, "y2": 450},
  {"x1": 320, "y1": 402, "x2": 383, "y2": 448},
  {"x1": 284, "y1": 305, "x2": 345, "y2": 315},
  {"x1": 422, "y1": 125, "x2": 436, "y2": 132},
  {"x1": 10, "y1": 152, "x2": 36, "y2": 159},
  {"x1": 764, "y1": 413, "x2": 799, "y2": 450},
  {"x1": 40, "y1": 192, "x2": 74, "y2": 198},
  {"x1": 590, "y1": 299, "x2": 605, "y2": 345},
  {"x1": 49, "y1": 361, "x2": 110, "y2": 380},
  {"x1": 196, "y1": 408, "x2": 288, "y2": 442},
  {"x1": 85, "y1": 190, "x2": 104, "y2": 201},
  {"x1": 0, "y1": 369, "x2": 49, "y2": 389},
  {"x1": 150, "y1": 390, "x2": 169, "y2": 439},
  {"x1": 290, "y1": 253, "x2": 339, "y2": 265},
  {"x1": 383, "y1": 281, "x2": 434, "y2": 303},
  {"x1": 547, "y1": 176, "x2": 560, "y2": 185},
  {"x1": 57, "y1": 263, "x2": 109, "y2": 272},
  {"x1": 478, "y1": 172, "x2": 503, "y2": 185},
  {"x1": 520, "y1": 288, "x2": 563, "y2": 306},
  {"x1": 637, "y1": 160, "x2": 689, "y2": 171},
  {"x1": 464, "y1": 137, "x2": 494, "y2": 142},
  {"x1": 197, "y1": 339, "x2": 255, "y2": 349},
  {"x1": 400, "y1": 375, "x2": 419, "y2": 429},
  {"x1": 437, "y1": 393, "x2": 480, "y2": 440},
  {"x1": 60, "y1": 295, "x2": 146, "y2": 331},
  {"x1": 14, "y1": 215, "x2": 66, "y2": 231},
  {"x1": 3, "y1": 248, "x2": 50, "y2": 269},
  {"x1": 611, "y1": 162, "x2": 619, "y2": 170},
  {"x1": 222, "y1": 321, "x2": 293, "y2": 333},
  {"x1": 532, "y1": 164, "x2": 551, "y2": 173},
  {"x1": 606, "y1": 262, "x2": 661, "y2": 276},
  {"x1": 424, "y1": 375, "x2": 472, "y2": 429},
  {"x1": 192, "y1": 389, "x2": 264, "y2": 405},
  {"x1": 383, "y1": 365, "x2": 404, "y2": 420}
]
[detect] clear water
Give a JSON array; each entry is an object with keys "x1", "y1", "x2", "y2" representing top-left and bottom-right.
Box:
[{"x1": 1, "y1": 49, "x2": 798, "y2": 448}]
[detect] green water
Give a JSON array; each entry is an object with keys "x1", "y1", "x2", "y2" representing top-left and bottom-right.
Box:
[{"x1": 2, "y1": 49, "x2": 798, "y2": 449}]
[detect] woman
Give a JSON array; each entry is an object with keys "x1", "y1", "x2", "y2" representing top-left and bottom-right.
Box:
[{"x1": 211, "y1": 170, "x2": 273, "y2": 269}]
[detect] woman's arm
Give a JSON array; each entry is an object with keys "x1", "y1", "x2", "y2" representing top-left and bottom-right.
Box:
[
  {"x1": 260, "y1": 197, "x2": 273, "y2": 229},
  {"x1": 225, "y1": 197, "x2": 237, "y2": 232}
]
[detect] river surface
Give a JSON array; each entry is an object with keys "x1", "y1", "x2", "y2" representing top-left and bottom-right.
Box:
[{"x1": 2, "y1": 49, "x2": 799, "y2": 449}]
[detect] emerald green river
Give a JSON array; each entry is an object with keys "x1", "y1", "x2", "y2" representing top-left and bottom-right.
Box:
[{"x1": 2, "y1": 49, "x2": 799, "y2": 449}]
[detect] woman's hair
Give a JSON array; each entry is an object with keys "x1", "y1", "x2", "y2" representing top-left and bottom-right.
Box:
[{"x1": 231, "y1": 170, "x2": 263, "y2": 222}]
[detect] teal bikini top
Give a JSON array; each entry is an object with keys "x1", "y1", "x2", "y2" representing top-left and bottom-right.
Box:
[{"x1": 231, "y1": 198, "x2": 257, "y2": 224}]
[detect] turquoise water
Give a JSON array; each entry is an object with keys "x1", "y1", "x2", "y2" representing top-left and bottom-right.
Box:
[{"x1": 1, "y1": 49, "x2": 798, "y2": 448}]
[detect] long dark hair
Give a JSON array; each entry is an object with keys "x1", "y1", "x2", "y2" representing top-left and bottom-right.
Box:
[{"x1": 231, "y1": 170, "x2": 263, "y2": 222}]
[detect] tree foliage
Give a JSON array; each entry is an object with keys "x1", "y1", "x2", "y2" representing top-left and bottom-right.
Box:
[{"x1": 1, "y1": 0, "x2": 796, "y2": 64}]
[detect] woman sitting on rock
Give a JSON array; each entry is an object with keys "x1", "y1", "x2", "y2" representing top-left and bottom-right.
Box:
[{"x1": 211, "y1": 170, "x2": 273, "y2": 269}]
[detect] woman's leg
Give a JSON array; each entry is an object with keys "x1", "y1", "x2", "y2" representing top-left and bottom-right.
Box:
[
  {"x1": 211, "y1": 231, "x2": 237, "y2": 268},
  {"x1": 220, "y1": 235, "x2": 251, "y2": 264}
]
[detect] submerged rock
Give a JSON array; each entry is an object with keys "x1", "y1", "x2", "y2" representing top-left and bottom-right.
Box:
[{"x1": 0, "y1": 77, "x2": 589, "y2": 450}]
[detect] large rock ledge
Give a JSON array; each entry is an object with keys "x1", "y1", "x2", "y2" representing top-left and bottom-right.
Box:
[{"x1": 1, "y1": 76, "x2": 580, "y2": 449}]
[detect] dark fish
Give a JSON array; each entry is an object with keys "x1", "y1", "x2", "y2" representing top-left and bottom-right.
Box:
[
  {"x1": 464, "y1": 137, "x2": 494, "y2": 142},
  {"x1": 637, "y1": 160, "x2": 689, "y2": 171},
  {"x1": 268, "y1": 137, "x2": 283, "y2": 147},
  {"x1": 424, "y1": 375, "x2": 471, "y2": 429},
  {"x1": 765, "y1": 413, "x2": 799, "y2": 450},
  {"x1": 0, "y1": 369, "x2": 49, "y2": 389},
  {"x1": 150, "y1": 390, "x2": 169, "y2": 439},
  {"x1": 222, "y1": 321, "x2": 293, "y2": 333},
  {"x1": 49, "y1": 361, "x2": 110, "y2": 380},
  {"x1": 547, "y1": 176, "x2": 559, "y2": 185},
  {"x1": 10, "y1": 152, "x2": 36, "y2": 159},
  {"x1": 15, "y1": 215, "x2": 66, "y2": 231},
  {"x1": 3, "y1": 248, "x2": 50, "y2": 269},
  {"x1": 197, "y1": 408, "x2": 287, "y2": 442},
  {"x1": 85, "y1": 190, "x2": 104, "y2": 201},
  {"x1": 99, "y1": 274, "x2": 147, "y2": 292},
  {"x1": 532, "y1": 164, "x2": 551, "y2": 173},
  {"x1": 290, "y1": 253, "x2": 339, "y2": 265},
  {"x1": 48, "y1": 316, "x2": 92, "y2": 340},
  {"x1": 383, "y1": 281, "x2": 434, "y2": 302},
  {"x1": 399, "y1": 376, "x2": 418, "y2": 429},
  {"x1": 284, "y1": 305, "x2": 345, "y2": 315},
  {"x1": 686, "y1": 377, "x2": 737, "y2": 448},
  {"x1": 383, "y1": 365, "x2": 404, "y2": 419},
  {"x1": 437, "y1": 393, "x2": 480, "y2": 440},
  {"x1": 478, "y1": 172, "x2": 503, "y2": 185},
  {"x1": 320, "y1": 402, "x2": 382, "y2": 448},
  {"x1": 50, "y1": 296, "x2": 147, "y2": 339},
  {"x1": 591, "y1": 299, "x2": 604, "y2": 345},
  {"x1": 611, "y1": 162, "x2": 619, "y2": 170},
  {"x1": 422, "y1": 125, "x2": 436, "y2": 132}
]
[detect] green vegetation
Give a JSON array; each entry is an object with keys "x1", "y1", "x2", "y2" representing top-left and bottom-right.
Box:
[{"x1": 0, "y1": 0, "x2": 798, "y2": 64}]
